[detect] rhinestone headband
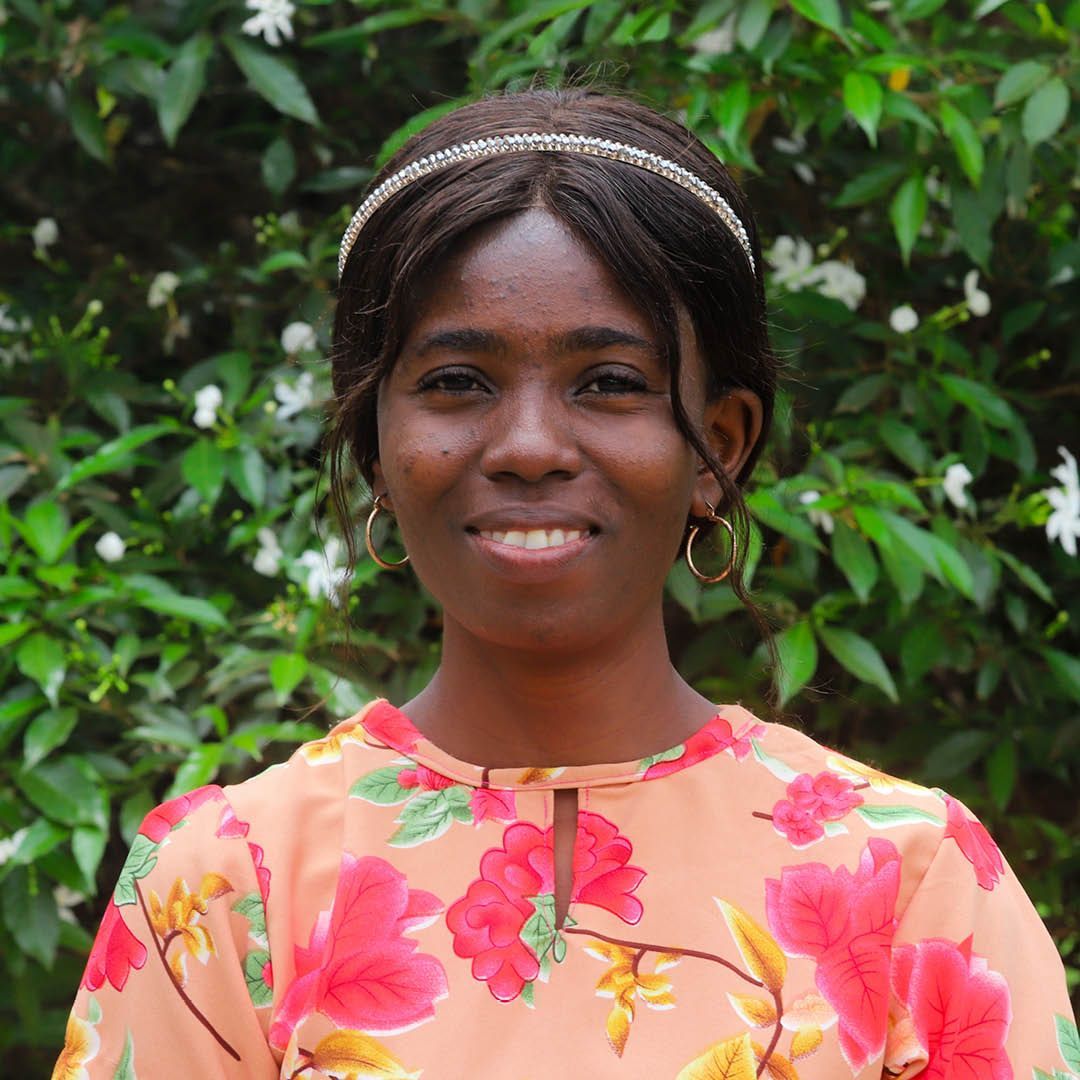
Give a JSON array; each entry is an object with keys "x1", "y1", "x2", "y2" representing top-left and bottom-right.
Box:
[{"x1": 338, "y1": 132, "x2": 755, "y2": 278}]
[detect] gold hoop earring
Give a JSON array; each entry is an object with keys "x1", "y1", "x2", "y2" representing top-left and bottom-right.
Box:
[
  {"x1": 365, "y1": 495, "x2": 410, "y2": 570},
  {"x1": 684, "y1": 502, "x2": 737, "y2": 584}
]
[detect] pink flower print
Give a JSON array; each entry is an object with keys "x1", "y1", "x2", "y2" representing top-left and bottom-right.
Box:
[
  {"x1": 215, "y1": 804, "x2": 249, "y2": 840},
  {"x1": 362, "y1": 701, "x2": 424, "y2": 752},
  {"x1": 397, "y1": 763, "x2": 457, "y2": 791},
  {"x1": 787, "y1": 771, "x2": 864, "y2": 821},
  {"x1": 447, "y1": 812, "x2": 645, "y2": 1002},
  {"x1": 943, "y1": 795, "x2": 1004, "y2": 891},
  {"x1": 772, "y1": 800, "x2": 825, "y2": 847},
  {"x1": 766, "y1": 838, "x2": 901, "y2": 1072},
  {"x1": 249, "y1": 842, "x2": 271, "y2": 906},
  {"x1": 81, "y1": 899, "x2": 148, "y2": 992},
  {"x1": 643, "y1": 714, "x2": 739, "y2": 779},
  {"x1": 469, "y1": 787, "x2": 517, "y2": 824},
  {"x1": 139, "y1": 785, "x2": 221, "y2": 843},
  {"x1": 269, "y1": 853, "x2": 446, "y2": 1049},
  {"x1": 891, "y1": 935, "x2": 1012, "y2": 1079}
]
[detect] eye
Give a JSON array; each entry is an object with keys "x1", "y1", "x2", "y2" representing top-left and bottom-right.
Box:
[
  {"x1": 416, "y1": 367, "x2": 489, "y2": 394},
  {"x1": 578, "y1": 368, "x2": 650, "y2": 395}
]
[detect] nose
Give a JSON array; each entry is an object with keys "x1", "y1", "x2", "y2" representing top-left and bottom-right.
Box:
[{"x1": 479, "y1": 384, "x2": 582, "y2": 483}]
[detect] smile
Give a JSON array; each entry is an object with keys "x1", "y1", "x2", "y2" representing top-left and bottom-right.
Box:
[{"x1": 477, "y1": 528, "x2": 584, "y2": 550}]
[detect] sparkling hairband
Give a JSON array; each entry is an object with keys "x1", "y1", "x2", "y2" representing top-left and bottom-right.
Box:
[{"x1": 338, "y1": 132, "x2": 755, "y2": 278}]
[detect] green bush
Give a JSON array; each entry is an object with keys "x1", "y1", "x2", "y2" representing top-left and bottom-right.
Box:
[{"x1": 1, "y1": 0, "x2": 1077, "y2": 1066}]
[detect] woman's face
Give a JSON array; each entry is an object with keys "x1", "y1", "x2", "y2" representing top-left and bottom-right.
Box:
[{"x1": 374, "y1": 208, "x2": 760, "y2": 652}]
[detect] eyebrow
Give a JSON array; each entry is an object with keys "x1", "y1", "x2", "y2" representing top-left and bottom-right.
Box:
[{"x1": 414, "y1": 325, "x2": 660, "y2": 358}]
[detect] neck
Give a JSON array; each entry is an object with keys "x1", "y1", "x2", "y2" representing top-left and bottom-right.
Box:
[{"x1": 400, "y1": 609, "x2": 716, "y2": 768}]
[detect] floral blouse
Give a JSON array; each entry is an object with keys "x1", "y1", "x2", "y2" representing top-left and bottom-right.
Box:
[{"x1": 55, "y1": 700, "x2": 1076, "y2": 1079}]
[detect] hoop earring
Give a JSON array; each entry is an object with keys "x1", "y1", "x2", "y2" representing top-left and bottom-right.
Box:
[
  {"x1": 684, "y1": 502, "x2": 737, "y2": 584},
  {"x1": 365, "y1": 495, "x2": 410, "y2": 570}
]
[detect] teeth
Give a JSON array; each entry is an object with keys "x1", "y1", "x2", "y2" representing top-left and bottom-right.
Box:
[{"x1": 478, "y1": 528, "x2": 585, "y2": 549}]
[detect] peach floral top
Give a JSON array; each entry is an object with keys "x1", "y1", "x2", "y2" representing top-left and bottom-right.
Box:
[{"x1": 55, "y1": 700, "x2": 1076, "y2": 1079}]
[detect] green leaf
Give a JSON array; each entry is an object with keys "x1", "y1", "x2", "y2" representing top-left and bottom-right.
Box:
[
  {"x1": 831, "y1": 522, "x2": 878, "y2": 602},
  {"x1": 475, "y1": 0, "x2": 593, "y2": 58},
  {"x1": 878, "y1": 419, "x2": 930, "y2": 473},
  {"x1": 774, "y1": 621, "x2": 818, "y2": 706},
  {"x1": 58, "y1": 423, "x2": 175, "y2": 491},
  {"x1": 854, "y1": 804, "x2": 944, "y2": 829},
  {"x1": 269, "y1": 653, "x2": 308, "y2": 704},
  {"x1": 1022, "y1": 77, "x2": 1068, "y2": 145},
  {"x1": 994, "y1": 60, "x2": 1050, "y2": 109},
  {"x1": 940, "y1": 101, "x2": 984, "y2": 188},
  {"x1": 72, "y1": 825, "x2": 107, "y2": 891},
  {"x1": 67, "y1": 91, "x2": 109, "y2": 163},
  {"x1": 388, "y1": 786, "x2": 472, "y2": 847},
  {"x1": 985, "y1": 739, "x2": 1016, "y2": 811},
  {"x1": 223, "y1": 35, "x2": 319, "y2": 125},
  {"x1": 789, "y1": 0, "x2": 843, "y2": 34},
  {"x1": 996, "y1": 549, "x2": 1053, "y2": 605},
  {"x1": 889, "y1": 173, "x2": 927, "y2": 264},
  {"x1": 876, "y1": 510, "x2": 974, "y2": 599},
  {"x1": 23, "y1": 706, "x2": 77, "y2": 768},
  {"x1": 157, "y1": 33, "x2": 212, "y2": 146},
  {"x1": 15, "y1": 633, "x2": 66, "y2": 707},
  {"x1": 1055, "y1": 1013, "x2": 1080, "y2": 1071},
  {"x1": 261, "y1": 135, "x2": 296, "y2": 197},
  {"x1": 0, "y1": 623, "x2": 31, "y2": 648},
  {"x1": 244, "y1": 949, "x2": 274, "y2": 1007},
  {"x1": 1, "y1": 869, "x2": 61, "y2": 967},
  {"x1": 20, "y1": 501, "x2": 69, "y2": 564},
  {"x1": 113, "y1": 834, "x2": 160, "y2": 907},
  {"x1": 1042, "y1": 647, "x2": 1080, "y2": 704},
  {"x1": 747, "y1": 489, "x2": 824, "y2": 550},
  {"x1": 181, "y1": 439, "x2": 227, "y2": 503},
  {"x1": 737, "y1": 0, "x2": 775, "y2": 49},
  {"x1": 227, "y1": 445, "x2": 267, "y2": 508},
  {"x1": 938, "y1": 375, "x2": 1014, "y2": 429},
  {"x1": 233, "y1": 891, "x2": 268, "y2": 946},
  {"x1": 257, "y1": 251, "x2": 308, "y2": 274},
  {"x1": 113, "y1": 1029, "x2": 137, "y2": 1080},
  {"x1": 10, "y1": 818, "x2": 67, "y2": 865},
  {"x1": 134, "y1": 590, "x2": 228, "y2": 629},
  {"x1": 832, "y1": 161, "x2": 907, "y2": 208},
  {"x1": 349, "y1": 764, "x2": 415, "y2": 806},
  {"x1": 818, "y1": 625, "x2": 898, "y2": 702},
  {"x1": 922, "y1": 729, "x2": 992, "y2": 781},
  {"x1": 17, "y1": 756, "x2": 104, "y2": 829},
  {"x1": 843, "y1": 72, "x2": 883, "y2": 146}
]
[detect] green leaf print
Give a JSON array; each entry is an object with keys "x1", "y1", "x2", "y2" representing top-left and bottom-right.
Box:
[
  {"x1": 113, "y1": 1029, "x2": 136, "y2": 1079},
  {"x1": 1056, "y1": 1013, "x2": 1080, "y2": 1071},
  {"x1": 244, "y1": 949, "x2": 274, "y2": 1008},
  {"x1": 112, "y1": 834, "x2": 159, "y2": 906},
  {"x1": 750, "y1": 737, "x2": 799, "y2": 782},
  {"x1": 87, "y1": 994, "x2": 102, "y2": 1024},
  {"x1": 854, "y1": 804, "x2": 945, "y2": 829},
  {"x1": 520, "y1": 893, "x2": 574, "y2": 977},
  {"x1": 387, "y1": 786, "x2": 473, "y2": 847},
  {"x1": 232, "y1": 890, "x2": 267, "y2": 946},
  {"x1": 521, "y1": 980, "x2": 536, "y2": 1009},
  {"x1": 349, "y1": 763, "x2": 416, "y2": 806},
  {"x1": 638, "y1": 744, "x2": 685, "y2": 770}
]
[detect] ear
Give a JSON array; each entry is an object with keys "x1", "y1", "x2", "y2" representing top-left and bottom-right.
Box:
[
  {"x1": 370, "y1": 461, "x2": 393, "y2": 513},
  {"x1": 690, "y1": 389, "x2": 764, "y2": 517}
]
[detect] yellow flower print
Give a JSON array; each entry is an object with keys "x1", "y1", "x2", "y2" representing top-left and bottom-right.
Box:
[
  {"x1": 825, "y1": 752, "x2": 930, "y2": 797},
  {"x1": 299, "y1": 721, "x2": 367, "y2": 766},
  {"x1": 147, "y1": 873, "x2": 232, "y2": 986},
  {"x1": 52, "y1": 1010, "x2": 100, "y2": 1080},
  {"x1": 586, "y1": 940, "x2": 678, "y2": 1056},
  {"x1": 307, "y1": 1029, "x2": 421, "y2": 1079}
]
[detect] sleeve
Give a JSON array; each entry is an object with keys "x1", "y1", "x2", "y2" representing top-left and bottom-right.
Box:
[
  {"x1": 52, "y1": 785, "x2": 280, "y2": 1079},
  {"x1": 882, "y1": 796, "x2": 1077, "y2": 1080}
]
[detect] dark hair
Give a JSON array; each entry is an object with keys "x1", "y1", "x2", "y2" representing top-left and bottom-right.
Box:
[{"x1": 327, "y1": 87, "x2": 777, "y2": 616}]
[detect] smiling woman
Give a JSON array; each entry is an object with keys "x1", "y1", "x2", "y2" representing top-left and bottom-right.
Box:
[{"x1": 55, "y1": 90, "x2": 1074, "y2": 1080}]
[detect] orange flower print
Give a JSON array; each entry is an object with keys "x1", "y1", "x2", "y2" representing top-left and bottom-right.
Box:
[
  {"x1": 299, "y1": 719, "x2": 368, "y2": 765},
  {"x1": 52, "y1": 1008, "x2": 100, "y2": 1080},
  {"x1": 147, "y1": 873, "x2": 233, "y2": 985}
]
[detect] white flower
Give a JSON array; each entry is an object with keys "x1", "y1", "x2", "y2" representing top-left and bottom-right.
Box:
[
  {"x1": 942, "y1": 463, "x2": 973, "y2": 509},
  {"x1": 799, "y1": 490, "x2": 835, "y2": 535},
  {"x1": 772, "y1": 134, "x2": 815, "y2": 184},
  {"x1": 1044, "y1": 446, "x2": 1080, "y2": 557},
  {"x1": 53, "y1": 885, "x2": 85, "y2": 925},
  {"x1": 242, "y1": 0, "x2": 295, "y2": 48},
  {"x1": 280, "y1": 320, "x2": 317, "y2": 355},
  {"x1": 766, "y1": 236, "x2": 816, "y2": 290},
  {"x1": 963, "y1": 270, "x2": 991, "y2": 317},
  {"x1": 147, "y1": 271, "x2": 181, "y2": 309},
  {"x1": 810, "y1": 260, "x2": 866, "y2": 311},
  {"x1": 193, "y1": 383, "x2": 223, "y2": 429},
  {"x1": 274, "y1": 371, "x2": 315, "y2": 421},
  {"x1": 95, "y1": 531, "x2": 126, "y2": 562},
  {"x1": 889, "y1": 304, "x2": 919, "y2": 334},
  {"x1": 253, "y1": 527, "x2": 283, "y2": 577},
  {"x1": 693, "y1": 13, "x2": 736, "y2": 56},
  {"x1": 0, "y1": 828, "x2": 28, "y2": 868},
  {"x1": 296, "y1": 537, "x2": 350, "y2": 605},
  {"x1": 32, "y1": 217, "x2": 59, "y2": 253}
]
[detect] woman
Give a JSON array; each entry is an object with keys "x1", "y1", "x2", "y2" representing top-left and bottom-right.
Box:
[{"x1": 55, "y1": 90, "x2": 1072, "y2": 1079}]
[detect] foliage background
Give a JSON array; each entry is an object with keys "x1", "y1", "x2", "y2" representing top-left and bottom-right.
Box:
[{"x1": 1, "y1": 0, "x2": 1077, "y2": 1067}]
